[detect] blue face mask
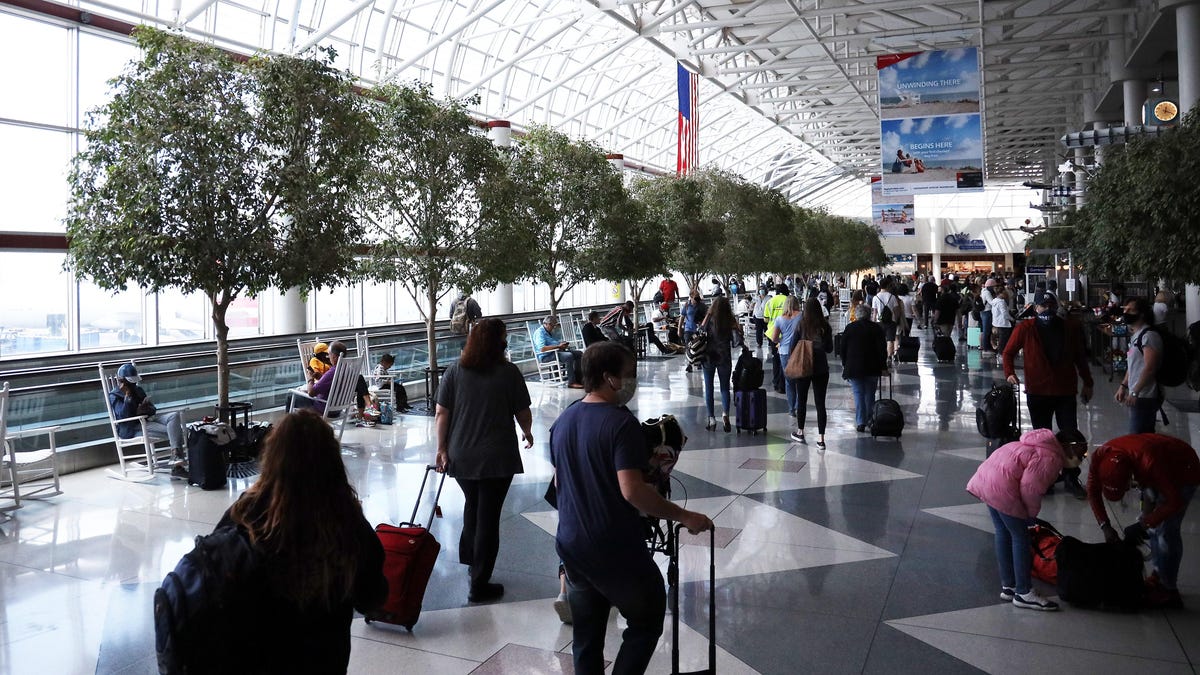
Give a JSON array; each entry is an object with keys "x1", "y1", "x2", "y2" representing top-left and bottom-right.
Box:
[{"x1": 1037, "y1": 309, "x2": 1056, "y2": 323}]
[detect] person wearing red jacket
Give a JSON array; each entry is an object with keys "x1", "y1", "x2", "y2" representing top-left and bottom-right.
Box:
[
  {"x1": 1088, "y1": 433, "x2": 1200, "y2": 608},
  {"x1": 1003, "y1": 294, "x2": 1094, "y2": 498}
]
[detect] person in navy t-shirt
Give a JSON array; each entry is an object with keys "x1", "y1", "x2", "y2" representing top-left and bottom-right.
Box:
[{"x1": 550, "y1": 342, "x2": 711, "y2": 675}]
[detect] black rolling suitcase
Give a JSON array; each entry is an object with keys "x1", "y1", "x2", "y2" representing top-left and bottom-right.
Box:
[
  {"x1": 185, "y1": 422, "x2": 231, "y2": 490},
  {"x1": 896, "y1": 335, "x2": 920, "y2": 363},
  {"x1": 868, "y1": 373, "x2": 904, "y2": 438},
  {"x1": 669, "y1": 523, "x2": 716, "y2": 675},
  {"x1": 978, "y1": 382, "x2": 1021, "y2": 457},
  {"x1": 933, "y1": 328, "x2": 956, "y2": 362}
]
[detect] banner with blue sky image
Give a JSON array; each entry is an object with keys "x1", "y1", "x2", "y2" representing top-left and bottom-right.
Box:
[
  {"x1": 870, "y1": 176, "x2": 914, "y2": 237},
  {"x1": 878, "y1": 48, "x2": 983, "y2": 196}
]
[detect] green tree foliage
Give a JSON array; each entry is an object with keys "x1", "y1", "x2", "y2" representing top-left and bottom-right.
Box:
[
  {"x1": 1073, "y1": 109, "x2": 1200, "y2": 285},
  {"x1": 65, "y1": 28, "x2": 375, "y2": 407},
  {"x1": 821, "y1": 214, "x2": 888, "y2": 273},
  {"x1": 584, "y1": 192, "x2": 665, "y2": 302},
  {"x1": 361, "y1": 83, "x2": 522, "y2": 382},
  {"x1": 706, "y1": 170, "x2": 791, "y2": 279},
  {"x1": 639, "y1": 174, "x2": 724, "y2": 293},
  {"x1": 505, "y1": 126, "x2": 628, "y2": 314}
]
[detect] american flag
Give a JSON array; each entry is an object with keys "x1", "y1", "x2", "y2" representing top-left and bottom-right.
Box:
[{"x1": 677, "y1": 63, "x2": 698, "y2": 175}]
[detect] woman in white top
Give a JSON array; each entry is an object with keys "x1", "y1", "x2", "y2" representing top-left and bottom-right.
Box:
[
  {"x1": 898, "y1": 285, "x2": 917, "y2": 335},
  {"x1": 1153, "y1": 291, "x2": 1170, "y2": 326},
  {"x1": 989, "y1": 289, "x2": 1014, "y2": 353}
]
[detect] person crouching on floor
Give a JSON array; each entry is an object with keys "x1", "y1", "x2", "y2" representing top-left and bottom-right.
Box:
[{"x1": 966, "y1": 428, "x2": 1084, "y2": 612}]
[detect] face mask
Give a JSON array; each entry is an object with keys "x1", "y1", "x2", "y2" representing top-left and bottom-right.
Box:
[
  {"x1": 1037, "y1": 309, "x2": 1056, "y2": 324},
  {"x1": 611, "y1": 375, "x2": 638, "y2": 405},
  {"x1": 1122, "y1": 313, "x2": 1139, "y2": 325}
]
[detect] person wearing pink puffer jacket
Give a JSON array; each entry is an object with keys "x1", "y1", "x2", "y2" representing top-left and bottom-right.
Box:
[{"x1": 966, "y1": 428, "x2": 1073, "y2": 612}]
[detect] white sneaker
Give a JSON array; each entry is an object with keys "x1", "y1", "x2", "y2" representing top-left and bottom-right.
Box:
[
  {"x1": 1012, "y1": 590, "x2": 1059, "y2": 611},
  {"x1": 1000, "y1": 587, "x2": 1014, "y2": 601},
  {"x1": 553, "y1": 592, "x2": 572, "y2": 624}
]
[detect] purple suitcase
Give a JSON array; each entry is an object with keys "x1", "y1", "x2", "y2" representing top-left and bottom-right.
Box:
[{"x1": 734, "y1": 388, "x2": 767, "y2": 435}]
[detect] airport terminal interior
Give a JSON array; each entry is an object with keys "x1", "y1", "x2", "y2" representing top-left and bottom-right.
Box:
[
  {"x1": 3, "y1": 329, "x2": 1199, "y2": 674},
  {"x1": 3, "y1": 0, "x2": 1200, "y2": 672}
]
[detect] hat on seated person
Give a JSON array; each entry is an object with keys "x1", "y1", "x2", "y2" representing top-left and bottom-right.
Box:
[
  {"x1": 313, "y1": 342, "x2": 329, "y2": 354},
  {"x1": 117, "y1": 362, "x2": 141, "y2": 383}
]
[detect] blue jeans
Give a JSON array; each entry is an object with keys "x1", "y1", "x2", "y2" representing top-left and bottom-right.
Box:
[
  {"x1": 988, "y1": 506, "x2": 1033, "y2": 594},
  {"x1": 564, "y1": 557, "x2": 665, "y2": 675},
  {"x1": 848, "y1": 377, "x2": 877, "y2": 427},
  {"x1": 703, "y1": 358, "x2": 732, "y2": 418},
  {"x1": 1143, "y1": 484, "x2": 1197, "y2": 590},
  {"x1": 143, "y1": 411, "x2": 185, "y2": 451},
  {"x1": 1129, "y1": 397, "x2": 1159, "y2": 434},
  {"x1": 542, "y1": 349, "x2": 582, "y2": 384},
  {"x1": 781, "y1": 353, "x2": 797, "y2": 413}
]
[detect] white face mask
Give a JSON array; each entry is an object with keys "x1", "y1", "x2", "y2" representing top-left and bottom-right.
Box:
[{"x1": 610, "y1": 375, "x2": 638, "y2": 406}]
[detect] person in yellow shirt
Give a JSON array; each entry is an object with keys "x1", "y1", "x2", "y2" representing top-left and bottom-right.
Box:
[
  {"x1": 762, "y1": 283, "x2": 790, "y2": 394},
  {"x1": 308, "y1": 343, "x2": 333, "y2": 380}
]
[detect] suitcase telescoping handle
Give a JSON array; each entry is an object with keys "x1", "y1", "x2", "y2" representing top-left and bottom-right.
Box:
[
  {"x1": 670, "y1": 522, "x2": 716, "y2": 675},
  {"x1": 877, "y1": 369, "x2": 893, "y2": 402},
  {"x1": 401, "y1": 465, "x2": 445, "y2": 528}
]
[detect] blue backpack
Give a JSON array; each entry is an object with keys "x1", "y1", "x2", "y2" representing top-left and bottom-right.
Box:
[{"x1": 154, "y1": 527, "x2": 264, "y2": 673}]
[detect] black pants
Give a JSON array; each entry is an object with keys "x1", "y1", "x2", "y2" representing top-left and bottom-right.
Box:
[
  {"x1": 769, "y1": 344, "x2": 783, "y2": 392},
  {"x1": 640, "y1": 324, "x2": 671, "y2": 353},
  {"x1": 1027, "y1": 393, "x2": 1081, "y2": 482},
  {"x1": 456, "y1": 476, "x2": 513, "y2": 590},
  {"x1": 752, "y1": 317, "x2": 765, "y2": 346},
  {"x1": 794, "y1": 372, "x2": 830, "y2": 434}
]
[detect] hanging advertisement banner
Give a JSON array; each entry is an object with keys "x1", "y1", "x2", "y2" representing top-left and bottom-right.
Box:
[
  {"x1": 878, "y1": 47, "x2": 983, "y2": 196},
  {"x1": 870, "y1": 176, "x2": 915, "y2": 236}
]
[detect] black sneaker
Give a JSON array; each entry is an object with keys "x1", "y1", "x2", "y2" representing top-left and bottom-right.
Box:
[
  {"x1": 170, "y1": 462, "x2": 189, "y2": 480},
  {"x1": 468, "y1": 582, "x2": 505, "y2": 603},
  {"x1": 856, "y1": 424, "x2": 866, "y2": 433}
]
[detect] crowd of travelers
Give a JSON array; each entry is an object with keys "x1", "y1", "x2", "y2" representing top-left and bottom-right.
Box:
[{"x1": 153, "y1": 269, "x2": 1197, "y2": 675}]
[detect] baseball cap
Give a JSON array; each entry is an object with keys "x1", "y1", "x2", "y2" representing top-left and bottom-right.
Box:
[
  {"x1": 1097, "y1": 452, "x2": 1132, "y2": 501},
  {"x1": 116, "y1": 362, "x2": 141, "y2": 383}
]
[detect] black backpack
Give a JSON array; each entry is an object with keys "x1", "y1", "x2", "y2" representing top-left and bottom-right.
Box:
[
  {"x1": 878, "y1": 293, "x2": 895, "y2": 325},
  {"x1": 653, "y1": 289, "x2": 664, "y2": 304},
  {"x1": 155, "y1": 527, "x2": 265, "y2": 674},
  {"x1": 732, "y1": 347, "x2": 764, "y2": 391},
  {"x1": 976, "y1": 382, "x2": 1018, "y2": 440},
  {"x1": 1135, "y1": 326, "x2": 1190, "y2": 388}
]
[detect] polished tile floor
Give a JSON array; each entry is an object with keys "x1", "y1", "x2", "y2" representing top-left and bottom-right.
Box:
[{"x1": 2, "y1": 326, "x2": 1199, "y2": 674}]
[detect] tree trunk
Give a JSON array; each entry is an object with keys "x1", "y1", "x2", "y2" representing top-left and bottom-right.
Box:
[
  {"x1": 685, "y1": 273, "x2": 701, "y2": 296},
  {"x1": 548, "y1": 281, "x2": 560, "y2": 316},
  {"x1": 426, "y1": 286, "x2": 440, "y2": 394},
  {"x1": 211, "y1": 294, "x2": 232, "y2": 414}
]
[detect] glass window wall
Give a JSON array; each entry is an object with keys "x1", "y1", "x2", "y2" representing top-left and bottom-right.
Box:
[{"x1": 0, "y1": 251, "x2": 71, "y2": 358}]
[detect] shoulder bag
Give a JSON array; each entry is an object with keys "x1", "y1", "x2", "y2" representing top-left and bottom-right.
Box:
[{"x1": 784, "y1": 320, "x2": 814, "y2": 379}]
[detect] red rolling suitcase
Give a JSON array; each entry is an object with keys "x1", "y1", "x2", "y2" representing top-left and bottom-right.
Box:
[{"x1": 365, "y1": 465, "x2": 445, "y2": 631}]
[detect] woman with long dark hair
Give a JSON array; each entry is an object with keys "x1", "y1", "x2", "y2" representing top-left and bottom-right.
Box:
[
  {"x1": 793, "y1": 297, "x2": 834, "y2": 449},
  {"x1": 435, "y1": 318, "x2": 534, "y2": 602},
  {"x1": 701, "y1": 296, "x2": 743, "y2": 432},
  {"x1": 219, "y1": 410, "x2": 387, "y2": 673}
]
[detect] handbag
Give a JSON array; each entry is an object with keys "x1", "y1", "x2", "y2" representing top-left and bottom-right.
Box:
[
  {"x1": 685, "y1": 328, "x2": 710, "y2": 367},
  {"x1": 137, "y1": 397, "x2": 157, "y2": 417},
  {"x1": 784, "y1": 322, "x2": 814, "y2": 379}
]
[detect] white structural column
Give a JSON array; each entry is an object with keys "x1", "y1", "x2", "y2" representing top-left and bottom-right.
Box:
[
  {"x1": 1176, "y1": 1, "x2": 1200, "y2": 324},
  {"x1": 487, "y1": 120, "x2": 515, "y2": 315},
  {"x1": 929, "y1": 218, "x2": 942, "y2": 278},
  {"x1": 1123, "y1": 80, "x2": 1147, "y2": 126},
  {"x1": 275, "y1": 286, "x2": 307, "y2": 334}
]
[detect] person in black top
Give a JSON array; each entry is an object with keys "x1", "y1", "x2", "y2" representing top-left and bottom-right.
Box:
[
  {"x1": 436, "y1": 319, "x2": 534, "y2": 602},
  {"x1": 839, "y1": 307, "x2": 888, "y2": 433},
  {"x1": 581, "y1": 311, "x2": 608, "y2": 347},
  {"x1": 920, "y1": 276, "x2": 939, "y2": 328},
  {"x1": 792, "y1": 297, "x2": 835, "y2": 449},
  {"x1": 218, "y1": 410, "x2": 387, "y2": 673}
]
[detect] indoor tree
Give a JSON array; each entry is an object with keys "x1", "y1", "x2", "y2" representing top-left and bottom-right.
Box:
[
  {"x1": 504, "y1": 126, "x2": 628, "y2": 315},
  {"x1": 584, "y1": 193, "x2": 666, "y2": 304},
  {"x1": 360, "y1": 83, "x2": 524, "y2": 389},
  {"x1": 640, "y1": 174, "x2": 724, "y2": 294},
  {"x1": 1072, "y1": 109, "x2": 1200, "y2": 285},
  {"x1": 65, "y1": 28, "x2": 375, "y2": 408}
]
